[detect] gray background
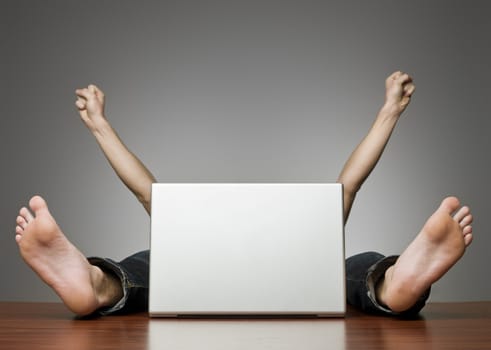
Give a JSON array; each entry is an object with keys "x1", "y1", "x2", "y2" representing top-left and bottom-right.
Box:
[{"x1": 1, "y1": 0, "x2": 490, "y2": 303}]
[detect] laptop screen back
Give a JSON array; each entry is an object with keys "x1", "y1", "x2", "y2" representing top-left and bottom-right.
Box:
[{"x1": 149, "y1": 183, "x2": 345, "y2": 317}]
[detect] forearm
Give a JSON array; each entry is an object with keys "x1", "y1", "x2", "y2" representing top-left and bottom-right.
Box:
[
  {"x1": 337, "y1": 104, "x2": 401, "y2": 220},
  {"x1": 91, "y1": 118, "x2": 156, "y2": 214}
]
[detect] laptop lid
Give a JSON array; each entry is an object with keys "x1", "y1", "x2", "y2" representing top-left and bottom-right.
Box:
[{"x1": 149, "y1": 183, "x2": 345, "y2": 317}]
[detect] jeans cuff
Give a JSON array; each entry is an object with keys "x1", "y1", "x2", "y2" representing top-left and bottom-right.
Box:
[
  {"x1": 366, "y1": 255, "x2": 399, "y2": 315},
  {"x1": 87, "y1": 256, "x2": 129, "y2": 316}
]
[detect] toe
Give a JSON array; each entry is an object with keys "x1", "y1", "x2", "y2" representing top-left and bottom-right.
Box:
[
  {"x1": 20, "y1": 207, "x2": 34, "y2": 223},
  {"x1": 440, "y1": 197, "x2": 460, "y2": 214},
  {"x1": 462, "y1": 225, "x2": 473, "y2": 247},
  {"x1": 29, "y1": 195, "x2": 49, "y2": 214},
  {"x1": 463, "y1": 225, "x2": 472, "y2": 235},
  {"x1": 16, "y1": 225, "x2": 23, "y2": 235},
  {"x1": 453, "y1": 206, "x2": 470, "y2": 223},
  {"x1": 16, "y1": 216, "x2": 27, "y2": 230},
  {"x1": 459, "y1": 214, "x2": 473, "y2": 228}
]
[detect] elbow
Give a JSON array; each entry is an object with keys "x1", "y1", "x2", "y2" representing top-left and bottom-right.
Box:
[
  {"x1": 336, "y1": 178, "x2": 360, "y2": 199},
  {"x1": 136, "y1": 192, "x2": 152, "y2": 212}
]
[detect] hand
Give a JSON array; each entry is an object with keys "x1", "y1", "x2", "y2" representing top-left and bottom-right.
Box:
[
  {"x1": 384, "y1": 71, "x2": 415, "y2": 115},
  {"x1": 75, "y1": 85, "x2": 106, "y2": 132}
]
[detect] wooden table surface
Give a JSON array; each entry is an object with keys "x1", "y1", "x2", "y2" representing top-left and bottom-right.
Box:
[{"x1": 1, "y1": 302, "x2": 490, "y2": 349}]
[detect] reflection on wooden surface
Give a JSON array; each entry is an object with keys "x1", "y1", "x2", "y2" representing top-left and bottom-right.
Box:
[{"x1": 149, "y1": 318, "x2": 344, "y2": 349}]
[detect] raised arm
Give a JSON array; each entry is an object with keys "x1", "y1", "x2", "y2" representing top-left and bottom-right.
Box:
[
  {"x1": 337, "y1": 71, "x2": 415, "y2": 222},
  {"x1": 75, "y1": 85, "x2": 156, "y2": 215}
]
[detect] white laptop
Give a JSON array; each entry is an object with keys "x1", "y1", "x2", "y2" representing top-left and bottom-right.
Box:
[{"x1": 149, "y1": 183, "x2": 345, "y2": 317}]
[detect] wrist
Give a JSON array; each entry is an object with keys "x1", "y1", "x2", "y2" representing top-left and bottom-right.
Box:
[
  {"x1": 90, "y1": 116, "x2": 112, "y2": 137},
  {"x1": 379, "y1": 102, "x2": 402, "y2": 119}
]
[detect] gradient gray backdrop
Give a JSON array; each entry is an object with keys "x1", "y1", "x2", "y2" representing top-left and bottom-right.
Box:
[{"x1": 2, "y1": 0, "x2": 490, "y2": 303}]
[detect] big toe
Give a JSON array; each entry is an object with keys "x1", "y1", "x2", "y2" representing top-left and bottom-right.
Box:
[
  {"x1": 29, "y1": 195, "x2": 49, "y2": 214},
  {"x1": 439, "y1": 196, "x2": 460, "y2": 214}
]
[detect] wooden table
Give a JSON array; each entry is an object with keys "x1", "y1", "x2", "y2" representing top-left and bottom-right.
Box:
[{"x1": 1, "y1": 302, "x2": 490, "y2": 349}]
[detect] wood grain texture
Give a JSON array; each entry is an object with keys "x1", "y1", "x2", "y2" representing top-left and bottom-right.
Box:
[{"x1": 1, "y1": 302, "x2": 490, "y2": 349}]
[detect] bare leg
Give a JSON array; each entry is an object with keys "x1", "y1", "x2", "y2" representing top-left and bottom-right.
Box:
[
  {"x1": 15, "y1": 196, "x2": 123, "y2": 316},
  {"x1": 376, "y1": 197, "x2": 473, "y2": 312}
]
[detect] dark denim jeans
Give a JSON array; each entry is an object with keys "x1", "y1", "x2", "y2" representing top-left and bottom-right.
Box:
[{"x1": 89, "y1": 250, "x2": 429, "y2": 316}]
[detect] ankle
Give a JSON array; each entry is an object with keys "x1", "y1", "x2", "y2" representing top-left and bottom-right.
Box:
[
  {"x1": 90, "y1": 265, "x2": 123, "y2": 309},
  {"x1": 375, "y1": 266, "x2": 393, "y2": 308}
]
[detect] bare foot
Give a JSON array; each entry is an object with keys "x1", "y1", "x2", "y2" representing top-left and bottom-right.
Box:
[
  {"x1": 377, "y1": 196, "x2": 473, "y2": 312},
  {"x1": 15, "y1": 196, "x2": 122, "y2": 316}
]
